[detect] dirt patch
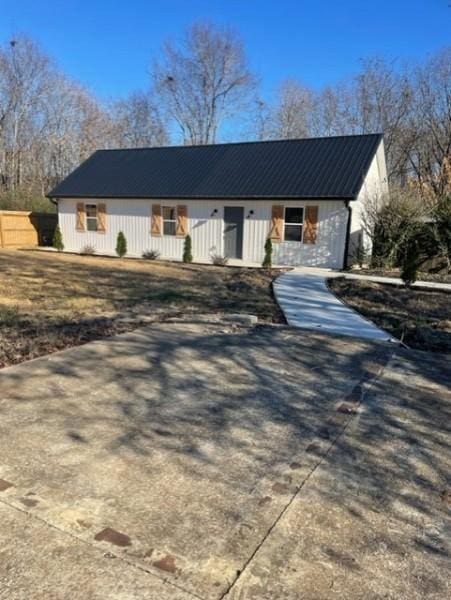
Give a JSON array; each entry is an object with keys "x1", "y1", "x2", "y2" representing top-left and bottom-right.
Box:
[
  {"x1": 0, "y1": 479, "x2": 14, "y2": 491},
  {"x1": 153, "y1": 555, "x2": 178, "y2": 574},
  {"x1": 94, "y1": 527, "x2": 132, "y2": 547},
  {"x1": 0, "y1": 250, "x2": 284, "y2": 368},
  {"x1": 329, "y1": 278, "x2": 451, "y2": 353}
]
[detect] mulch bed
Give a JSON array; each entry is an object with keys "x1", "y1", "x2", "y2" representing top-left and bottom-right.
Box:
[{"x1": 329, "y1": 277, "x2": 451, "y2": 353}]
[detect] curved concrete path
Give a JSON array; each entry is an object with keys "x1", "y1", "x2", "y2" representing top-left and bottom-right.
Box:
[{"x1": 274, "y1": 271, "x2": 395, "y2": 342}]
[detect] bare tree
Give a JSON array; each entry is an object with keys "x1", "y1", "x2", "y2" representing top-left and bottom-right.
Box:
[
  {"x1": 0, "y1": 36, "x2": 53, "y2": 194},
  {"x1": 252, "y1": 97, "x2": 273, "y2": 141},
  {"x1": 271, "y1": 79, "x2": 313, "y2": 139},
  {"x1": 310, "y1": 86, "x2": 347, "y2": 137},
  {"x1": 152, "y1": 22, "x2": 255, "y2": 145},
  {"x1": 407, "y1": 48, "x2": 451, "y2": 201},
  {"x1": 42, "y1": 77, "x2": 116, "y2": 191},
  {"x1": 309, "y1": 58, "x2": 413, "y2": 182},
  {"x1": 352, "y1": 58, "x2": 413, "y2": 182},
  {"x1": 0, "y1": 35, "x2": 115, "y2": 209},
  {"x1": 111, "y1": 91, "x2": 168, "y2": 148}
]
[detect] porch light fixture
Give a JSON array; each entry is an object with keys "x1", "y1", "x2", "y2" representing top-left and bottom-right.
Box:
[
  {"x1": 247, "y1": 210, "x2": 254, "y2": 219},
  {"x1": 211, "y1": 208, "x2": 218, "y2": 217}
]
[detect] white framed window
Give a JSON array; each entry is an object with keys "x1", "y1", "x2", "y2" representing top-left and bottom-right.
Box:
[
  {"x1": 86, "y1": 204, "x2": 98, "y2": 231},
  {"x1": 284, "y1": 207, "x2": 304, "y2": 242},
  {"x1": 162, "y1": 206, "x2": 177, "y2": 236}
]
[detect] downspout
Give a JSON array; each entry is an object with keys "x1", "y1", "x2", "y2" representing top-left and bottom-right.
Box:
[{"x1": 342, "y1": 199, "x2": 352, "y2": 271}]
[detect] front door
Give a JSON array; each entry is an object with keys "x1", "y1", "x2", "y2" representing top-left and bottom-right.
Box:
[{"x1": 224, "y1": 207, "x2": 244, "y2": 259}]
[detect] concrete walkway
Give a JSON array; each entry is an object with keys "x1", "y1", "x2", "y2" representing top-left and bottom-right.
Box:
[
  {"x1": 282, "y1": 266, "x2": 451, "y2": 292},
  {"x1": 342, "y1": 271, "x2": 451, "y2": 291},
  {"x1": 274, "y1": 271, "x2": 395, "y2": 342}
]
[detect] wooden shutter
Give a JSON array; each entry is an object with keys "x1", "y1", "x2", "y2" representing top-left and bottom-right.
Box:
[
  {"x1": 97, "y1": 203, "x2": 107, "y2": 233},
  {"x1": 268, "y1": 205, "x2": 284, "y2": 242},
  {"x1": 303, "y1": 206, "x2": 318, "y2": 244},
  {"x1": 176, "y1": 205, "x2": 188, "y2": 237},
  {"x1": 76, "y1": 202, "x2": 85, "y2": 232},
  {"x1": 151, "y1": 204, "x2": 162, "y2": 236}
]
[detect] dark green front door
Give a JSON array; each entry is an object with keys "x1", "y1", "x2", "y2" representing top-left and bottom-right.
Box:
[{"x1": 224, "y1": 207, "x2": 244, "y2": 259}]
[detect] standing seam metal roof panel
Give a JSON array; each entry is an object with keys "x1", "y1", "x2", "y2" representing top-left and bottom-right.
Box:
[{"x1": 48, "y1": 133, "x2": 383, "y2": 200}]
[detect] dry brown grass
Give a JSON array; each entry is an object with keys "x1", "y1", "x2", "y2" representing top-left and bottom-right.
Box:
[
  {"x1": 0, "y1": 250, "x2": 284, "y2": 368},
  {"x1": 329, "y1": 277, "x2": 451, "y2": 353}
]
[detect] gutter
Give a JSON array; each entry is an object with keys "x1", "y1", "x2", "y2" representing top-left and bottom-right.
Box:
[{"x1": 342, "y1": 200, "x2": 352, "y2": 270}]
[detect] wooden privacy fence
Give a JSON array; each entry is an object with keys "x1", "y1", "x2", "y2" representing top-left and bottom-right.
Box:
[{"x1": 0, "y1": 211, "x2": 57, "y2": 248}]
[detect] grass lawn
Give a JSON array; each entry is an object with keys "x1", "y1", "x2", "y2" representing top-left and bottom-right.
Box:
[
  {"x1": 329, "y1": 277, "x2": 451, "y2": 353},
  {"x1": 0, "y1": 250, "x2": 284, "y2": 368}
]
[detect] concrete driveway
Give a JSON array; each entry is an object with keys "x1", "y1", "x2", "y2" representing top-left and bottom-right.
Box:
[{"x1": 0, "y1": 322, "x2": 450, "y2": 599}]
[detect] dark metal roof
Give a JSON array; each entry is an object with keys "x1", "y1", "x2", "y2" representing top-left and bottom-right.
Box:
[{"x1": 48, "y1": 133, "x2": 383, "y2": 201}]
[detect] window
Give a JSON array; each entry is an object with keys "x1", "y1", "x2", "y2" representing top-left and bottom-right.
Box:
[
  {"x1": 86, "y1": 204, "x2": 98, "y2": 231},
  {"x1": 162, "y1": 206, "x2": 177, "y2": 236},
  {"x1": 284, "y1": 207, "x2": 304, "y2": 242}
]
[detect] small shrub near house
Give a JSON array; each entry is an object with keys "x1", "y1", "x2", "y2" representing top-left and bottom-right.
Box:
[
  {"x1": 211, "y1": 254, "x2": 228, "y2": 266},
  {"x1": 52, "y1": 225, "x2": 64, "y2": 252},
  {"x1": 370, "y1": 195, "x2": 424, "y2": 269},
  {"x1": 432, "y1": 195, "x2": 451, "y2": 272},
  {"x1": 142, "y1": 249, "x2": 160, "y2": 260},
  {"x1": 80, "y1": 244, "x2": 96, "y2": 256},
  {"x1": 183, "y1": 234, "x2": 193, "y2": 263},
  {"x1": 367, "y1": 191, "x2": 451, "y2": 278},
  {"x1": 400, "y1": 240, "x2": 422, "y2": 287},
  {"x1": 262, "y1": 238, "x2": 272, "y2": 268},
  {"x1": 115, "y1": 231, "x2": 127, "y2": 258},
  {"x1": 352, "y1": 242, "x2": 370, "y2": 269}
]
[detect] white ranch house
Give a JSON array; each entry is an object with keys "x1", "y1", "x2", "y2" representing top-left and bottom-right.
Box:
[{"x1": 48, "y1": 134, "x2": 388, "y2": 269}]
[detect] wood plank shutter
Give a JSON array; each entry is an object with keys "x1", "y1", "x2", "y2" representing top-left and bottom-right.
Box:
[
  {"x1": 151, "y1": 204, "x2": 162, "y2": 236},
  {"x1": 303, "y1": 206, "x2": 319, "y2": 244},
  {"x1": 97, "y1": 203, "x2": 107, "y2": 233},
  {"x1": 176, "y1": 205, "x2": 188, "y2": 237},
  {"x1": 268, "y1": 205, "x2": 284, "y2": 242},
  {"x1": 76, "y1": 202, "x2": 85, "y2": 231}
]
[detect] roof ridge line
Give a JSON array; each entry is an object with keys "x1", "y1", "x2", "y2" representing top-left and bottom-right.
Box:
[{"x1": 94, "y1": 133, "x2": 383, "y2": 153}]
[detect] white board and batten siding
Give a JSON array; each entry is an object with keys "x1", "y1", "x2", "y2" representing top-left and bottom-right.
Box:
[
  {"x1": 58, "y1": 198, "x2": 349, "y2": 269},
  {"x1": 350, "y1": 141, "x2": 389, "y2": 254}
]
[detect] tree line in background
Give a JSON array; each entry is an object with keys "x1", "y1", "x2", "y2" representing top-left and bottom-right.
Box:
[{"x1": 0, "y1": 22, "x2": 450, "y2": 221}]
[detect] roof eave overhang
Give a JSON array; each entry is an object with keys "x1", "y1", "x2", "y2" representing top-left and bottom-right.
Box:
[{"x1": 47, "y1": 193, "x2": 358, "y2": 201}]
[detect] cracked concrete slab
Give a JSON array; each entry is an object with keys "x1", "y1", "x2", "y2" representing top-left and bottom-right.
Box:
[
  {"x1": 0, "y1": 503, "x2": 195, "y2": 600},
  {"x1": 0, "y1": 322, "x2": 449, "y2": 599},
  {"x1": 226, "y1": 350, "x2": 451, "y2": 600}
]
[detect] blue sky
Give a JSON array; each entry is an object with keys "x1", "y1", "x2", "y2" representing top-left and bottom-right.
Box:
[{"x1": 2, "y1": 1, "x2": 450, "y2": 101}]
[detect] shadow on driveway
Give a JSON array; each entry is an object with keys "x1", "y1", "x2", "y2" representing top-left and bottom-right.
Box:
[{"x1": 0, "y1": 322, "x2": 449, "y2": 599}]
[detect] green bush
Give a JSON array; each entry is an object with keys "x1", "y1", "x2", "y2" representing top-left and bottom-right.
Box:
[
  {"x1": 432, "y1": 195, "x2": 451, "y2": 272},
  {"x1": 183, "y1": 234, "x2": 193, "y2": 263},
  {"x1": 401, "y1": 240, "x2": 422, "y2": 287},
  {"x1": 369, "y1": 189, "x2": 428, "y2": 269},
  {"x1": 371, "y1": 193, "x2": 451, "y2": 274},
  {"x1": 52, "y1": 225, "x2": 64, "y2": 252},
  {"x1": 262, "y1": 238, "x2": 272, "y2": 268},
  {"x1": 115, "y1": 231, "x2": 127, "y2": 258},
  {"x1": 353, "y1": 241, "x2": 370, "y2": 268}
]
